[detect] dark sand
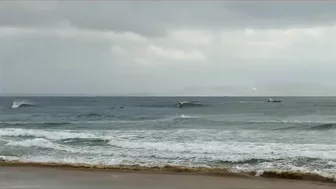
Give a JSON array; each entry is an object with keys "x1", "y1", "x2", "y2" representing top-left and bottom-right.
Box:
[{"x1": 0, "y1": 166, "x2": 335, "y2": 189}]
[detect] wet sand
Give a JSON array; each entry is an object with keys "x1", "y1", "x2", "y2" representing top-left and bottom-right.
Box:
[{"x1": 0, "y1": 166, "x2": 335, "y2": 189}]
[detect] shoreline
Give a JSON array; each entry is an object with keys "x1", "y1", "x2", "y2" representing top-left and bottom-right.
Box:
[
  {"x1": 0, "y1": 166, "x2": 335, "y2": 189},
  {"x1": 0, "y1": 160, "x2": 335, "y2": 184}
]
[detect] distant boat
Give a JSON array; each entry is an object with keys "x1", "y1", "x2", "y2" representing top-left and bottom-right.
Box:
[{"x1": 268, "y1": 98, "x2": 282, "y2": 103}]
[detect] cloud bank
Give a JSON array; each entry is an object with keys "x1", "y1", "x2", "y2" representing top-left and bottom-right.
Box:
[{"x1": 1, "y1": 1, "x2": 336, "y2": 96}]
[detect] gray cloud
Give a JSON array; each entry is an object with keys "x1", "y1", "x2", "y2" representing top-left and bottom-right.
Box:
[
  {"x1": 1, "y1": 2, "x2": 336, "y2": 37},
  {"x1": 226, "y1": 2, "x2": 336, "y2": 26},
  {"x1": 1, "y1": 1, "x2": 336, "y2": 96},
  {"x1": 0, "y1": 2, "x2": 61, "y2": 28},
  {"x1": 0, "y1": 35, "x2": 114, "y2": 94}
]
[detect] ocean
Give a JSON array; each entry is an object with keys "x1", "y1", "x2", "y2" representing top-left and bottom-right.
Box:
[{"x1": 1, "y1": 96, "x2": 336, "y2": 179}]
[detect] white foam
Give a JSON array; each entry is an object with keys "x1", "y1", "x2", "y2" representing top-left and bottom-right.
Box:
[
  {"x1": 232, "y1": 162, "x2": 336, "y2": 180},
  {"x1": 7, "y1": 138, "x2": 65, "y2": 150},
  {"x1": 0, "y1": 128, "x2": 102, "y2": 140},
  {"x1": 1, "y1": 152, "x2": 336, "y2": 181},
  {"x1": 107, "y1": 139, "x2": 336, "y2": 162},
  {"x1": 180, "y1": 115, "x2": 197, "y2": 119},
  {"x1": 2, "y1": 128, "x2": 336, "y2": 178},
  {"x1": 255, "y1": 170, "x2": 264, "y2": 176},
  {"x1": 11, "y1": 100, "x2": 35, "y2": 109},
  {"x1": 4, "y1": 138, "x2": 110, "y2": 155},
  {"x1": 2, "y1": 128, "x2": 336, "y2": 157}
]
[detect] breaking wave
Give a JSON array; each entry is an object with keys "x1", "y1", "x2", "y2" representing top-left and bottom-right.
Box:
[
  {"x1": 0, "y1": 128, "x2": 100, "y2": 140},
  {"x1": 11, "y1": 100, "x2": 37, "y2": 109},
  {"x1": 176, "y1": 101, "x2": 206, "y2": 108},
  {"x1": 179, "y1": 115, "x2": 198, "y2": 119},
  {"x1": 6, "y1": 138, "x2": 64, "y2": 150}
]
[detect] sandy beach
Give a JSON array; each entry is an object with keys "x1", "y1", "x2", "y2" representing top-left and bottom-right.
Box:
[{"x1": 0, "y1": 166, "x2": 334, "y2": 189}]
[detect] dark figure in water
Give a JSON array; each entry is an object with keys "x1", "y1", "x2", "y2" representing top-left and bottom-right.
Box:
[{"x1": 120, "y1": 106, "x2": 124, "y2": 109}]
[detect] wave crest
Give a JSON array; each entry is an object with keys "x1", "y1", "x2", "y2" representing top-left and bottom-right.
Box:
[
  {"x1": 177, "y1": 101, "x2": 205, "y2": 108},
  {"x1": 0, "y1": 121, "x2": 71, "y2": 127},
  {"x1": 11, "y1": 100, "x2": 37, "y2": 109},
  {"x1": 179, "y1": 115, "x2": 198, "y2": 119},
  {"x1": 137, "y1": 101, "x2": 206, "y2": 108},
  {"x1": 0, "y1": 128, "x2": 99, "y2": 140},
  {"x1": 6, "y1": 138, "x2": 62, "y2": 150},
  {"x1": 309, "y1": 123, "x2": 336, "y2": 130}
]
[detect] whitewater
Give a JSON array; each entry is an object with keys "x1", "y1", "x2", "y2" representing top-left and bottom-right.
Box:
[{"x1": 1, "y1": 97, "x2": 336, "y2": 180}]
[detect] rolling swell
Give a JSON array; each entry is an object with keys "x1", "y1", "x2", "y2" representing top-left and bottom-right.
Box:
[
  {"x1": 60, "y1": 138, "x2": 109, "y2": 146},
  {"x1": 76, "y1": 112, "x2": 166, "y2": 122},
  {"x1": 273, "y1": 123, "x2": 336, "y2": 131},
  {"x1": 0, "y1": 121, "x2": 71, "y2": 127},
  {"x1": 309, "y1": 123, "x2": 336, "y2": 130},
  {"x1": 76, "y1": 112, "x2": 116, "y2": 120},
  {"x1": 137, "y1": 101, "x2": 207, "y2": 108},
  {"x1": 0, "y1": 115, "x2": 197, "y2": 128},
  {"x1": 3, "y1": 118, "x2": 336, "y2": 131}
]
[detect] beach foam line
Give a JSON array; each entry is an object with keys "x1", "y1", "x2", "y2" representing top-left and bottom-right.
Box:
[
  {"x1": 0, "y1": 160, "x2": 239, "y2": 176},
  {"x1": 0, "y1": 160, "x2": 335, "y2": 183},
  {"x1": 256, "y1": 171, "x2": 336, "y2": 183}
]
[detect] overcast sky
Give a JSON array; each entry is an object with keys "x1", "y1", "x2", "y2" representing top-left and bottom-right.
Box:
[{"x1": 1, "y1": 1, "x2": 336, "y2": 96}]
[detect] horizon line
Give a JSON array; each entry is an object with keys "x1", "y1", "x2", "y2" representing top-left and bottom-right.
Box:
[{"x1": 1, "y1": 94, "x2": 336, "y2": 98}]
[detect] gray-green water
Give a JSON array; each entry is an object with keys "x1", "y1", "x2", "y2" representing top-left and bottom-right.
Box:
[{"x1": 1, "y1": 97, "x2": 336, "y2": 178}]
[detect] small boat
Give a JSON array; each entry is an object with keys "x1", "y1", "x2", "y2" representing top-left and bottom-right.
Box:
[{"x1": 268, "y1": 98, "x2": 282, "y2": 103}]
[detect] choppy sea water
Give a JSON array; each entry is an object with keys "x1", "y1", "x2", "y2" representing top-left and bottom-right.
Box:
[{"x1": 1, "y1": 97, "x2": 336, "y2": 179}]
